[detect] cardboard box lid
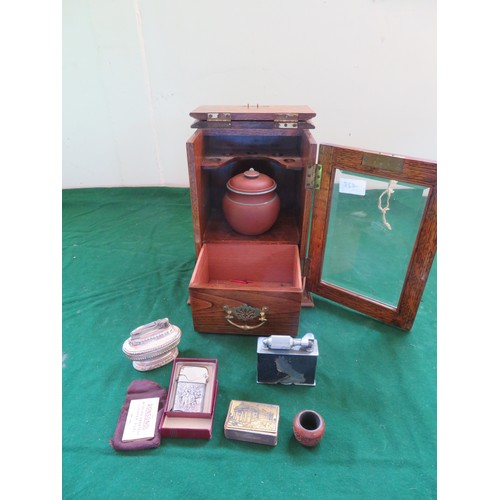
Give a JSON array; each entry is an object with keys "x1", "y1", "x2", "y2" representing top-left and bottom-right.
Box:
[{"x1": 160, "y1": 380, "x2": 218, "y2": 439}]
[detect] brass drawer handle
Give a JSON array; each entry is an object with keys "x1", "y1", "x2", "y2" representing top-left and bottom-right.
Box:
[{"x1": 223, "y1": 304, "x2": 269, "y2": 330}]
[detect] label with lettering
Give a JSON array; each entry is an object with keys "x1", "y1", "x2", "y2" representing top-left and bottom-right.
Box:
[
  {"x1": 339, "y1": 177, "x2": 366, "y2": 196},
  {"x1": 122, "y1": 397, "x2": 160, "y2": 442}
]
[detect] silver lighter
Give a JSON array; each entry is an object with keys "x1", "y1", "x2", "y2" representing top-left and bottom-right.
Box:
[{"x1": 257, "y1": 333, "x2": 318, "y2": 386}]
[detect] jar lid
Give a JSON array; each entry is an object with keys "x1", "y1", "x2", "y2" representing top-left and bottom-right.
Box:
[{"x1": 226, "y1": 168, "x2": 277, "y2": 195}]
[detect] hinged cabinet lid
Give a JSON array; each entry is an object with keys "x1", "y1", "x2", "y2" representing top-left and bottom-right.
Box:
[
  {"x1": 307, "y1": 144, "x2": 437, "y2": 331},
  {"x1": 190, "y1": 105, "x2": 316, "y2": 129}
]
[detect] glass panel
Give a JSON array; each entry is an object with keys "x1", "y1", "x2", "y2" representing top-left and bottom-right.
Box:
[{"x1": 321, "y1": 169, "x2": 429, "y2": 306}]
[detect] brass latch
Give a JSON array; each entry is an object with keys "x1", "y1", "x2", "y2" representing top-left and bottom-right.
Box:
[
  {"x1": 305, "y1": 163, "x2": 323, "y2": 190},
  {"x1": 274, "y1": 113, "x2": 299, "y2": 129}
]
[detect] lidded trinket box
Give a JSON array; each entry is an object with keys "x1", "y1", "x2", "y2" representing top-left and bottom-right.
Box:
[
  {"x1": 122, "y1": 318, "x2": 181, "y2": 371},
  {"x1": 224, "y1": 400, "x2": 280, "y2": 446}
]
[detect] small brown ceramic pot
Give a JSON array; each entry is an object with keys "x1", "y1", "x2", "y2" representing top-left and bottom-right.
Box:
[
  {"x1": 293, "y1": 410, "x2": 326, "y2": 447},
  {"x1": 223, "y1": 168, "x2": 280, "y2": 235}
]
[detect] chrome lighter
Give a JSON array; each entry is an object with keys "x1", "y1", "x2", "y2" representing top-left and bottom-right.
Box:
[{"x1": 256, "y1": 333, "x2": 318, "y2": 386}]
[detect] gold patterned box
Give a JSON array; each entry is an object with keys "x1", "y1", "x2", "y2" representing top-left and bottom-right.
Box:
[{"x1": 223, "y1": 400, "x2": 280, "y2": 446}]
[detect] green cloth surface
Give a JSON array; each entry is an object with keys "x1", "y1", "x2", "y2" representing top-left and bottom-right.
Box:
[{"x1": 62, "y1": 187, "x2": 436, "y2": 499}]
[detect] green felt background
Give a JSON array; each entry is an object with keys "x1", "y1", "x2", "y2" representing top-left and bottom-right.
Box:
[{"x1": 62, "y1": 187, "x2": 436, "y2": 499}]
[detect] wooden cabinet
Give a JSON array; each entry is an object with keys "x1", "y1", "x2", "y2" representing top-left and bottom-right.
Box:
[{"x1": 186, "y1": 105, "x2": 436, "y2": 334}]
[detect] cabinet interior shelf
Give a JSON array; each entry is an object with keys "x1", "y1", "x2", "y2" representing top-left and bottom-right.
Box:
[{"x1": 203, "y1": 209, "x2": 300, "y2": 245}]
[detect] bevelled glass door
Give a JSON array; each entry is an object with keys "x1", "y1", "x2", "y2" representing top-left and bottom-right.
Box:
[
  {"x1": 307, "y1": 144, "x2": 437, "y2": 330},
  {"x1": 323, "y1": 170, "x2": 429, "y2": 306}
]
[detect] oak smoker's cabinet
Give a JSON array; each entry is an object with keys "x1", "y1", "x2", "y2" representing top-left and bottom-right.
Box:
[{"x1": 186, "y1": 105, "x2": 437, "y2": 335}]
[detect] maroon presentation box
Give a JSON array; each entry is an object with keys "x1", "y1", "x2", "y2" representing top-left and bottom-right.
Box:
[{"x1": 160, "y1": 358, "x2": 218, "y2": 439}]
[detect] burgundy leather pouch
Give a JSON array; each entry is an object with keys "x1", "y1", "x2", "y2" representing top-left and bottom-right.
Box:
[{"x1": 110, "y1": 379, "x2": 167, "y2": 451}]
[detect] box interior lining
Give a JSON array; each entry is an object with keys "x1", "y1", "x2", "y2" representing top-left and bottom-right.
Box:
[{"x1": 190, "y1": 243, "x2": 302, "y2": 290}]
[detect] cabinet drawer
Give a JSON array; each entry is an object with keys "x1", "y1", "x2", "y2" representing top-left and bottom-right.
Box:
[{"x1": 189, "y1": 243, "x2": 302, "y2": 335}]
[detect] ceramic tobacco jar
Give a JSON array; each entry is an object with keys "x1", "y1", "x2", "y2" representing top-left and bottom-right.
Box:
[
  {"x1": 293, "y1": 409, "x2": 326, "y2": 447},
  {"x1": 223, "y1": 168, "x2": 280, "y2": 235}
]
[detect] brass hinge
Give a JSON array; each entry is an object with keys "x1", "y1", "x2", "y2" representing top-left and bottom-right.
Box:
[
  {"x1": 207, "y1": 112, "x2": 231, "y2": 122},
  {"x1": 274, "y1": 113, "x2": 299, "y2": 129},
  {"x1": 301, "y1": 257, "x2": 312, "y2": 278},
  {"x1": 305, "y1": 163, "x2": 323, "y2": 190}
]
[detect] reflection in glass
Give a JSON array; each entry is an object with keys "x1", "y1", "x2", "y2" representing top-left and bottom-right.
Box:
[{"x1": 321, "y1": 170, "x2": 429, "y2": 307}]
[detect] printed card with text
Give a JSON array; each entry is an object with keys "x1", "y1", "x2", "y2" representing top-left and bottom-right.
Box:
[{"x1": 122, "y1": 397, "x2": 160, "y2": 442}]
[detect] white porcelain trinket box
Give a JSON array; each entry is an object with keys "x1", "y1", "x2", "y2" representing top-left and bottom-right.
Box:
[{"x1": 122, "y1": 318, "x2": 181, "y2": 371}]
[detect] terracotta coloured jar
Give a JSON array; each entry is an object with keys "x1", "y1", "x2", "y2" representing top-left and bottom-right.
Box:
[
  {"x1": 293, "y1": 410, "x2": 326, "y2": 447},
  {"x1": 223, "y1": 168, "x2": 280, "y2": 236}
]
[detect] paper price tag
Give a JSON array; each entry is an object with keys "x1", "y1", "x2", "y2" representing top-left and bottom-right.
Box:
[
  {"x1": 122, "y1": 397, "x2": 160, "y2": 442},
  {"x1": 339, "y1": 177, "x2": 366, "y2": 196}
]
